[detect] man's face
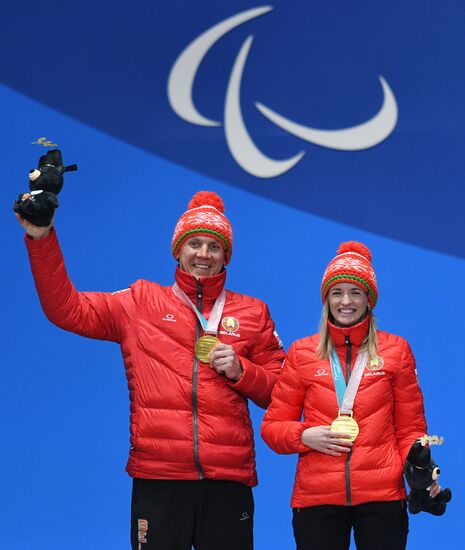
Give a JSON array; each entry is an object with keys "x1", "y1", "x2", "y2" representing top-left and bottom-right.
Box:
[
  {"x1": 178, "y1": 236, "x2": 225, "y2": 279},
  {"x1": 327, "y1": 282, "x2": 369, "y2": 327}
]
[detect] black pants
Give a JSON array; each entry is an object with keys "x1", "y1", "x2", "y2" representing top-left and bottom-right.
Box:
[
  {"x1": 293, "y1": 501, "x2": 408, "y2": 550},
  {"x1": 131, "y1": 479, "x2": 254, "y2": 550}
]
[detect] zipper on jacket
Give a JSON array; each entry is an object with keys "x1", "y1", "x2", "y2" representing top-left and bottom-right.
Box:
[
  {"x1": 192, "y1": 279, "x2": 205, "y2": 479},
  {"x1": 344, "y1": 335, "x2": 353, "y2": 506}
]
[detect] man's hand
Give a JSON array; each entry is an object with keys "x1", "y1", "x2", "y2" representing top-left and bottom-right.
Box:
[
  {"x1": 15, "y1": 194, "x2": 53, "y2": 239},
  {"x1": 209, "y1": 344, "x2": 243, "y2": 381}
]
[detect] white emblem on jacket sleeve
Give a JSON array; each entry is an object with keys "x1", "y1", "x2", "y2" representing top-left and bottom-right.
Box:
[{"x1": 273, "y1": 330, "x2": 283, "y2": 348}]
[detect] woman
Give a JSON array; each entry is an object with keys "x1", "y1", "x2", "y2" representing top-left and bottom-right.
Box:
[{"x1": 261, "y1": 241, "x2": 439, "y2": 550}]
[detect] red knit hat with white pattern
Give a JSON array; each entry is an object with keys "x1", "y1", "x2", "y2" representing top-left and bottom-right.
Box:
[
  {"x1": 172, "y1": 191, "x2": 233, "y2": 264},
  {"x1": 321, "y1": 241, "x2": 378, "y2": 308}
]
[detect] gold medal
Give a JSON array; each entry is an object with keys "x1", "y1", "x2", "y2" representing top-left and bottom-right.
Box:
[
  {"x1": 330, "y1": 411, "x2": 359, "y2": 442},
  {"x1": 194, "y1": 335, "x2": 221, "y2": 363}
]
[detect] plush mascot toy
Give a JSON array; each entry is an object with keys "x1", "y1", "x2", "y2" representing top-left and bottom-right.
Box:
[
  {"x1": 404, "y1": 438, "x2": 452, "y2": 515},
  {"x1": 13, "y1": 149, "x2": 77, "y2": 226}
]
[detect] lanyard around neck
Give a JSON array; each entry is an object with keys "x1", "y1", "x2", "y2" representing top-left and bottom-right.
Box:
[
  {"x1": 172, "y1": 283, "x2": 226, "y2": 335},
  {"x1": 330, "y1": 348, "x2": 368, "y2": 414}
]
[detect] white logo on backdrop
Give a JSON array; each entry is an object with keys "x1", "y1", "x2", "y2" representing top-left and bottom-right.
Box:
[{"x1": 167, "y1": 6, "x2": 398, "y2": 178}]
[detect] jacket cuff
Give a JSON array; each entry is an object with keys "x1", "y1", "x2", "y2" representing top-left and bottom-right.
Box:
[
  {"x1": 290, "y1": 422, "x2": 314, "y2": 454},
  {"x1": 24, "y1": 227, "x2": 57, "y2": 251},
  {"x1": 225, "y1": 356, "x2": 254, "y2": 393}
]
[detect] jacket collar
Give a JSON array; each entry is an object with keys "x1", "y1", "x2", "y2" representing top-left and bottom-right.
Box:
[
  {"x1": 175, "y1": 266, "x2": 226, "y2": 304},
  {"x1": 328, "y1": 314, "x2": 370, "y2": 348}
]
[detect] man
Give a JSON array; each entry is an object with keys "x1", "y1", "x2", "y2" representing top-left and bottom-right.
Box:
[{"x1": 17, "y1": 190, "x2": 285, "y2": 549}]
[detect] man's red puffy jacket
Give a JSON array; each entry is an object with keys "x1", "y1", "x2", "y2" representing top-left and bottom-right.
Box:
[
  {"x1": 26, "y1": 230, "x2": 285, "y2": 486},
  {"x1": 261, "y1": 316, "x2": 427, "y2": 507}
]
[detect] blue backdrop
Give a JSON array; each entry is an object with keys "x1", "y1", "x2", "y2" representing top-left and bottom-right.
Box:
[{"x1": 1, "y1": 1, "x2": 463, "y2": 548}]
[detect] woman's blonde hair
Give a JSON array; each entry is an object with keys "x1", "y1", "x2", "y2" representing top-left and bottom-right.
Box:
[{"x1": 316, "y1": 300, "x2": 378, "y2": 360}]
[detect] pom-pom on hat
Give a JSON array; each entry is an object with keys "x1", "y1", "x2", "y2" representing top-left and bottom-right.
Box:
[
  {"x1": 321, "y1": 241, "x2": 378, "y2": 307},
  {"x1": 172, "y1": 191, "x2": 233, "y2": 264}
]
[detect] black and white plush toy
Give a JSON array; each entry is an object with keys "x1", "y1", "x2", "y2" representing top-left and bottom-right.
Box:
[
  {"x1": 13, "y1": 149, "x2": 77, "y2": 226},
  {"x1": 404, "y1": 439, "x2": 452, "y2": 516}
]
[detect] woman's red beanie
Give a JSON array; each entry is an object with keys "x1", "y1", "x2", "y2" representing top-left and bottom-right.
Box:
[{"x1": 321, "y1": 241, "x2": 378, "y2": 307}]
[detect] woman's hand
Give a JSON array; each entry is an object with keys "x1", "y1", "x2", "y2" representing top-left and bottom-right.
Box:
[
  {"x1": 15, "y1": 194, "x2": 53, "y2": 239},
  {"x1": 301, "y1": 426, "x2": 353, "y2": 456},
  {"x1": 429, "y1": 481, "x2": 442, "y2": 498}
]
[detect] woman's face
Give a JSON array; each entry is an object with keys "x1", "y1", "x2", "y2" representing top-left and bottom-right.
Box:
[{"x1": 327, "y1": 283, "x2": 369, "y2": 327}]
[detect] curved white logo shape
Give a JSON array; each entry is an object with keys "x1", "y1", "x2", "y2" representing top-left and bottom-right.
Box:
[
  {"x1": 224, "y1": 36, "x2": 305, "y2": 178},
  {"x1": 167, "y1": 6, "x2": 398, "y2": 178},
  {"x1": 255, "y1": 77, "x2": 398, "y2": 151},
  {"x1": 168, "y1": 6, "x2": 272, "y2": 127}
]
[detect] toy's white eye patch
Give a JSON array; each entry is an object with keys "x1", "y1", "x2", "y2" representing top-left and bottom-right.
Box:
[{"x1": 29, "y1": 169, "x2": 41, "y2": 182}]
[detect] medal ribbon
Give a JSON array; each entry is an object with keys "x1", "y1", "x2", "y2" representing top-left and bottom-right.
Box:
[
  {"x1": 172, "y1": 283, "x2": 226, "y2": 335},
  {"x1": 329, "y1": 349, "x2": 368, "y2": 414}
]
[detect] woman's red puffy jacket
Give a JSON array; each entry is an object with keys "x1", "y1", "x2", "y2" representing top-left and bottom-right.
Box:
[
  {"x1": 261, "y1": 316, "x2": 427, "y2": 507},
  {"x1": 26, "y1": 230, "x2": 285, "y2": 486}
]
